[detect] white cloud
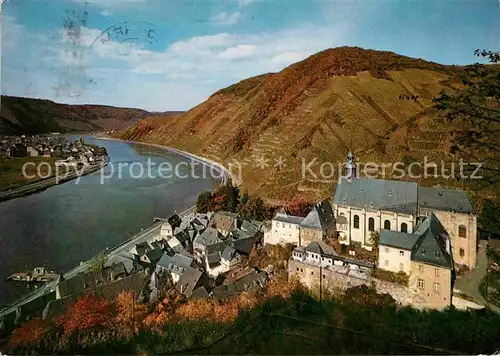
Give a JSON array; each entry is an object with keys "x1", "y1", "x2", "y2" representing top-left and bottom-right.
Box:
[
  {"x1": 100, "y1": 10, "x2": 112, "y2": 16},
  {"x1": 211, "y1": 12, "x2": 241, "y2": 26},
  {"x1": 218, "y1": 44, "x2": 258, "y2": 59},
  {"x1": 3, "y1": 12, "x2": 353, "y2": 111},
  {"x1": 238, "y1": 0, "x2": 257, "y2": 7},
  {"x1": 271, "y1": 51, "x2": 311, "y2": 64}
]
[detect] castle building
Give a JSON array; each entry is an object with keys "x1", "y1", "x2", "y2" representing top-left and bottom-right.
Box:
[{"x1": 332, "y1": 152, "x2": 477, "y2": 269}]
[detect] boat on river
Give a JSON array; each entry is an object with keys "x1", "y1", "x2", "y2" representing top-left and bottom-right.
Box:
[{"x1": 7, "y1": 267, "x2": 59, "y2": 283}]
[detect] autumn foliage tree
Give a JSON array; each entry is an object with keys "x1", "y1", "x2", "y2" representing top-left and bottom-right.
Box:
[
  {"x1": 7, "y1": 318, "x2": 49, "y2": 353},
  {"x1": 56, "y1": 293, "x2": 113, "y2": 337},
  {"x1": 114, "y1": 291, "x2": 148, "y2": 338},
  {"x1": 286, "y1": 198, "x2": 312, "y2": 217}
]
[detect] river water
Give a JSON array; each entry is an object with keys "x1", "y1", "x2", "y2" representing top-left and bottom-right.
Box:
[{"x1": 0, "y1": 136, "x2": 218, "y2": 305}]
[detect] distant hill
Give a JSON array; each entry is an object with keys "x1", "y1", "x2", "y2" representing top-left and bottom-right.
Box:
[
  {"x1": 0, "y1": 95, "x2": 181, "y2": 135},
  {"x1": 118, "y1": 46, "x2": 491, "y2": 201}
]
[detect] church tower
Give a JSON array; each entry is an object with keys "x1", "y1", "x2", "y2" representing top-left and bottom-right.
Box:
[{"x1": 346, "y1": 150, "x2": 356, "y2": 181}]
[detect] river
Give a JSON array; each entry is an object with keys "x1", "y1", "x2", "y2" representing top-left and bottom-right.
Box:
[{"x1": 0, "y1": 136, "x2": 219, "y2": 305}]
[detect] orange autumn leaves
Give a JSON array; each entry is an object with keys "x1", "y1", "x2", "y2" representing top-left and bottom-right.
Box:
[{"x1": 8, "y1": 275, "x2": 305, "y2": 351}]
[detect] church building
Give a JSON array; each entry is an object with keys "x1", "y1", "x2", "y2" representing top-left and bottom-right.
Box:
[{"x1": 332, "y1": 152, "x2": 477, "y2": 270}]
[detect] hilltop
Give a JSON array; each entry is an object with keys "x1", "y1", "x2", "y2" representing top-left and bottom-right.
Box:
[
  {"x1": 118, "y1": 46, "x2": 477, "y2": 201},
  {"x1": 0, "y1": 95, "x2": 182, "y2": 135}
]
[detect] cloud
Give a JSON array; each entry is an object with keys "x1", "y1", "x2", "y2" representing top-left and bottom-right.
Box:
[
  {"x1": 218, "y1": 44, "x2": 258, "y2": 59},
  {"x1": 271, "y1": 51, "x2": 311, "y2": 64},
  {"x1": 2, "y1": 10, "x2": 352, "y2": 111},
  {"x1": 238, "y1": 0, "x2": 257, "y2": 7},
  {"x1": 211, "y1": 12, "x2": 242, "y2": 26}
]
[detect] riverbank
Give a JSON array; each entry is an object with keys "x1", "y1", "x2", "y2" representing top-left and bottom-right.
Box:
[
  {"x1": 95, "y1": 135, "x2": 240, "y2": 186},
  {"x1": 0, "y1": 156, "x2": 109, "y2": 202}
]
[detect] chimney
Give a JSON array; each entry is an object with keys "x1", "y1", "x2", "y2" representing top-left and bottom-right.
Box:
[{"x1": 445, "y1": 237, "x2": 450, "y2": 254}]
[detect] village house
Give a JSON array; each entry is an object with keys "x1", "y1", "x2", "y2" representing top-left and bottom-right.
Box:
[
  {"x1": 155, "y1": 252, "x2": 197, "y2": 284},
  {"x1": 332, "y1": 151, "x2": 477, "y2": 269},
  {"x1": 264, "y1": 200, "x2": 336, "y2": 247},
  {"x1": 210, "y1": 211, "x2": 238, "y2": 237},
  {"x1": 289, "y1": 241, "x2": 374, "y2": 292},
  {"x1": 378, "y1": 212, "x2": 454, "y2": 309},
  {"x1": 6, "y1": 143, "x2": 27, "y2": 157},
  {"x1": 26, "y1": 146, "x2": 39, "y2": 156}
]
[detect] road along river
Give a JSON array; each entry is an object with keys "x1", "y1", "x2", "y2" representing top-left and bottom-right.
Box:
[{"x1": 0, "y1": 136, "x2": 220, "y2": 306}]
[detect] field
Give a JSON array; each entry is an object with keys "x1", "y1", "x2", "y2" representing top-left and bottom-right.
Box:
[{"x1": 0, "y1": 156, "x2": 66, "y2": 191}]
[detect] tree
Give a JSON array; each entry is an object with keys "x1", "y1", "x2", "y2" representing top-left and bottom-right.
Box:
[
  {"x1": 196, "y1": 191, "x2": 213, "y2": 213},
  {"x1": 240, "y1": 196, "x2": 267, "y2": 221},
  {"x1": 369, "y1": 231, "x2": 380, "y2": 250},
  {"x1": 7, "y1": 318, "x2": 49, "y2": 353},
  {"x1": 286, "y1": 198, "x2": 312, "y2": 217},
  {"x1": 478, "y1": 199, "x2": 500, "y2": 237},
  {"x1": 114, "y1": 291, "x2": 148, "y2": 338},
  {"x1": 433, "y1": 49, "x2": 500, "y2": 188},
  {"x1": 88, "y1": 249, "x2": 108, "y2": 272},
  {"x1": 56, "y1": 293, "x2": 113, "y2": 337}
]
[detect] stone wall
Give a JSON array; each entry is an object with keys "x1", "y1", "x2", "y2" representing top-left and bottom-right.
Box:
[
  {"x1": 289, "y1": 259, "x2": 433, "y2": 310},
  {"x1": 409, "y1": 261, "x2": 452, "y2": 310}
]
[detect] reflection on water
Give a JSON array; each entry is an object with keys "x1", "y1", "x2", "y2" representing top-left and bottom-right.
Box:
[{"x1": 0, "y1": 136, "x2": 217, "y2": 305}]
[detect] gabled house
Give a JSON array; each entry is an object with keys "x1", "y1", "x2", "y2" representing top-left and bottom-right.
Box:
[
  {"x1": 26, "y1": 146, "x2": 39, "y2": 156},
  {"x1": 6, "y1": 143, "x2": 27, "y2": 157},
  {"x1": 156, "y1": 252, "x2": 196, "y2": 284},
  {"x1": 175, "y1": 267, "x2": 203, "y2": 297},
  {"x1": 300, "y1": 199, "x2": 336, "y2": 246},
  {"x1": 210, "y1": 211, "x2": 238, "y2": 237},
  {"x1": 160, "y1": 221, "x2": 175, "y2": 238},
  {"x1": 193, "y1": 227, "x2": 224, "y2": 261},
  {"x1": 264, "y1": 208, "x2": 304, "y2": 246},
  {"x1": 130, "y1": 242, "x2": 150, "y2": 256},
  {"x1": 140, "y1": 247, "x2": 164, "y2": 266},
  {"x1": 378, "y1": 212, "x2": 453, "y2": 309}
]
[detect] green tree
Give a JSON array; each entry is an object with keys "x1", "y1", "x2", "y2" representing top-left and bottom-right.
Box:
[
  {"x1": 240, "y1": 196, "x2": 267, "y2": 221},
  {"x1": 369, "y1": 231, "x2": 380, "y2": 250},
  {"x1": 196, "y1": 191, "x2": 213, "y2": 213},
  {"x1": 88, "y1": 249, "x2": 108, "y2": 272},
  {"x1": 433, "y1": 49, "x2": 500, "y2": 188},
  {"x1": 478, "y1": 199, "x2": 500, "y2": 237}
]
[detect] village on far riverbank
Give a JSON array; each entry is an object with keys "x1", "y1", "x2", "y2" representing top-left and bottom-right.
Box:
[{"x1": 0, "y1": 133, "x2": 109, "y2": 201}]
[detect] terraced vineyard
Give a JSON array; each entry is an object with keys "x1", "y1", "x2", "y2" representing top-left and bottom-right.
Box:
[{"x1": 118, "y1": 46, "x2": 493, "y2": 201}]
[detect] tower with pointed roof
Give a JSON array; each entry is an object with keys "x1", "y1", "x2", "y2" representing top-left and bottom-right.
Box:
[{"x1": 346, "y1": 150, "x2": 356, "y2": 181}]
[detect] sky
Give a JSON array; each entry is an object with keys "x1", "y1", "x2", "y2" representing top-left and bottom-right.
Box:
[{"x1": 1, "y1": 0, "x2": 499, "y2": 111}]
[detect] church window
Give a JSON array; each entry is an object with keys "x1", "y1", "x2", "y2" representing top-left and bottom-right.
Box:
[
  {"x1": 353, "y1": 215, "x2": 360, "y2": 229},
  {"x1": 368, "y1": 217, "x2": 375, "y2": 231},
  {"x1": 401, "y1": 222, "x2": 408, "y2": 233},
  {"x1": 384, "y1": 220, "x2": 391, "y2": 230}
]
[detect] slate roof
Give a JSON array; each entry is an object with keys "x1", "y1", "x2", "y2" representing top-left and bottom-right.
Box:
[
  {"x1": 379, "y1": 230, "x2": 421, "y2": 250},
  {"x1": 157, "y1": 252, "x2": 194, "y2": 272},
  {"x1": 418, "y1": 186, "x2": 474, "y2": 214},
  {"x1": 133, "y1": 242, "x2": 151, "y2": 256},
  {"x1": 301, "y1": 199, "x2": 335, "y2": 231},
  {"x1": 221, "y1": 245, "x2": 237, "y2": 261},
  {"x1": 211, "y1": 270, "x2": 267, "y2": 300},
  {"x1": 273, "y1": 210, "x2": 305, "y2": 225},
  {"x1": 231, "y1": 233, "x2": 257, "y2": 255},
  {"x1": 210, "y1": 211, "x2": 237, "y2": 232},
  {"x1": 333, "y1": 178, "x2": 418, "y2": 215},
  {"x1": 175, "y1": 267, "x2": 202, "y2": 297},
  {"x1": 191, "y1": 286, "x2": 210, "y2": 299},
  {"x1": 304, "y1": 241, "x2": 338, "y2": 256},
  {"x1": 411, "y1": 213, "x2": 452, "y2": 268},
  {"x1": 143, "y1": 248, "x2": 163, "y2": 264},
  {"x1": 194, "y1": 227, "x2": 223, "y2": 247},
  {"x1": 205, "y1": 241, "x2": 229, "y2": 267}
]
